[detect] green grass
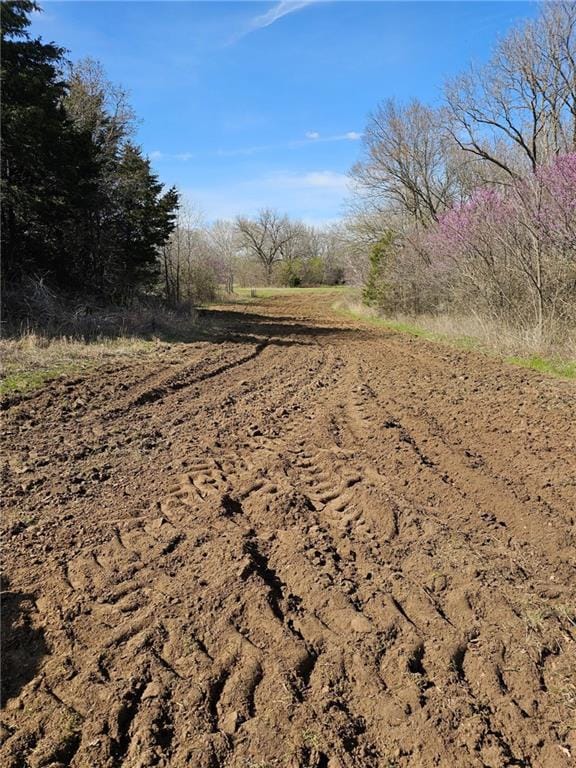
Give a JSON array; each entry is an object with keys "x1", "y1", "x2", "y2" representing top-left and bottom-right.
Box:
[
  {"x1": 340, "y1": 308, "x2": 437, "y2": 338},
  {"x1": 1, "y1": 366, "x2": 75, "y2": 395},
  {"x1": 334, "y1": 305, "x2": 454, "y2": 342},
  {"x1": 505, "y1": 356, "x2": 576, "y2": 379},
  {"x1": 361, "y1": 315, "x2": 479, "y2": 351}
]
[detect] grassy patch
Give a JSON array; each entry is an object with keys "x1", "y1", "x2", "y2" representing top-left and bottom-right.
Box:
[
  {"x1": 233, "y1": 285, "x2": 352, "y2": 299},
  {"x1": 1, "y1": 367, "x2": 75, "y2": 395},
  {"x1": 505, "y1": 356, "x2": 576, "y2": 379},
  {"x1": 334, "y1": 304, "x2": 446, "y2": 342},
  {"x1": 0, "y1": 335, "x2": 164, "y2": 396},
  {"x1": 342, "y1": 309, "x2": 437, "y2": 339},
  {"x1": 365, "y1": 316, "x2": 480, "y2": 351}
]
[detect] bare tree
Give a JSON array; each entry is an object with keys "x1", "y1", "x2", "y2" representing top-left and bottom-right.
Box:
[
  {"x1": 536, "y1": 1, "x2": 576, "y2": 152},
  {"x1": 236, "y1": 209, "x2": 298, "y2": 284},
  {"x1": 307, "y1": 226, "x2": 347, "y2": 285},
  {"x1": 331, "y1": 212, "x2": 389, "y2": 286},
  {"x1": 277, "y1": 220, "x2": 308, "y2": 263},
  {"x1": 351, "y1": 99, "x2": 462, "y2": 225},
  {"x1": 65, "y1": 57, "x2": 137, "y2": 158},
  {"x1": 445, "y1": 1, "x2": 576, "y2": 178},
  {"x1": 205, "y1": 219, "x2": 239, "y2": 293},
  {"x1": 161, "y1": 202, "x2": 207, "y2": 305}
]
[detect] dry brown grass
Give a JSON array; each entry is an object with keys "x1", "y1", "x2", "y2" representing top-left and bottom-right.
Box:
[
  {"x1": 334, "y1": 299, "x2": 576, "y2": 378},
  {"x1": 405, "y1": 313, "x2": 575, "y2": 358},
  {"x1": 1, "y1": 280, "x2": 204, "y2": 394},
  {"x1": 0, "y1": 333, "x2": 173, "y2": 395}
]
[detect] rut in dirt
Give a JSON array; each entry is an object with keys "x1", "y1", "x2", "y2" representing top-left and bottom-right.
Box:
[{"x1": 1, "y1": 294, "x2": 575, "y2": 768}]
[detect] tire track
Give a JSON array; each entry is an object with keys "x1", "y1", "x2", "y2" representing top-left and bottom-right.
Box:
[{"x1": 2, "y1": 293, "x2": 574, "y2": 768}]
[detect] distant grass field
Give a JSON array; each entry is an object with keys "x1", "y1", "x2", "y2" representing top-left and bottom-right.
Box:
[{"x1": 234, "y1": 285, "x2": 353, "y2": 298}]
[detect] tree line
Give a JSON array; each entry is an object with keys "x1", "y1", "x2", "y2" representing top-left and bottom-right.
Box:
[
  {"x1": 349, "y1": 1, "x2": 576, "y2": 340},
  {"x1": 1, "y1": 1, "x2": 179, "y2": 306},
  {"x1": 160, "y1": 207, "x2": 347, "y2": 305}
]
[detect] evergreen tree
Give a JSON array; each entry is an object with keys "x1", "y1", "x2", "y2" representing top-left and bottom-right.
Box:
[
  {"x1": 108, "y1": 144, "x2": 179, "y2": 301},
  {"x1": 1, "y1": 0, "x2": 97, "y2": 282},
  {"x1": 1, "y1": 1, "x2": 179, "y2": 303}
]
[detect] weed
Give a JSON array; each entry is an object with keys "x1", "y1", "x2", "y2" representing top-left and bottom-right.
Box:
[
  {"x1": 302, "y1": 728, "x2": 320, "y2": 749},
  {"x1": 522, "y1": 603, "x2": 576, "y2": 632},
  {"x1": 0, "y1": 335, "x2": 168, "y2": 396},
  {"x1": 64, "y1": 711, "x2": 83, "y2": 733},
  {"x1": 558, "y1": 682, "x2": 576, "y2": 710},
  {"x1": 552, "y1": 604, "x2": 576, "y2": 627},
  {"x1": 524, "y1": 608, "x2": 549, "y2": 633},
  {"x1": 1, "y1": 366, "x2": 77, "y2": 395}
]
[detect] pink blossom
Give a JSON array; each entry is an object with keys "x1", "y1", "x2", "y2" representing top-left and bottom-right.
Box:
[{"x1": 423, "y1": 153, "x2": 575, "y2": 271}]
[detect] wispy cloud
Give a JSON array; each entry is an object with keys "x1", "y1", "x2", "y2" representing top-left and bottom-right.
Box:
[
  {"x1": 149, "y1": 150, "x2": 196, "y2": 162},
  {"x1": 30, "y1": 6, "x2": 56, "y2": 24},
  {"x1": 228, "y1": 0, "x2": 323, "y2": 44},
  {"x1": 213, "y1": 130, "x2": 361, "y2": 157},
  {"x1": 149, "y1": 129, "x2": 361, "y2": 164},
  {"x1": 250, "y1": 1, "x2": 316, "y2": 32},
  {"x1": 264, "y1": 170, "x2": 350, "y2": 191},
  {"x1": 303, "y1": 131, "x2": 362, "y2": 144}
]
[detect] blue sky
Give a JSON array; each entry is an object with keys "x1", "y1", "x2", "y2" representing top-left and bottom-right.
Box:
[{"x1": 32, "y1": 1, "x2": 538, "y2": 224}]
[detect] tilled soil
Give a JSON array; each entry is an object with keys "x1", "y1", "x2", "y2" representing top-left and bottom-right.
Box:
[{"x1": 1, "y1": 293, "x2": 575, "y2": 768}]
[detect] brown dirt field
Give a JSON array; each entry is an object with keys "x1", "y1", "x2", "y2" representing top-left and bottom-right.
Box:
[{"x1": 1, "y1": 292, "x2": 575, "y2": 768}]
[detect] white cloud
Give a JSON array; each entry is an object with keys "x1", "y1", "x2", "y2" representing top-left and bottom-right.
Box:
[
  {"x1": 250, "y1": 1, "x2": 316, "y2": 31},
  {"x1": 266, "y1": 170, "x2": 349, "y2": 190},
  {"x1": 180, "y1": 169, "x2": 352, "y2": 224},
  {"x1": 314, "y1": 131, "x2": 362, "y2": 143},
  {"x1": 300, "y1": 131, "x2": 362, "y2": 145},
  {"x1": 149, "y1": 150, "x2": 194, "y2": 162},
  {"x1": 305, "y1": 171, "x2": 349, "y2": 189}
]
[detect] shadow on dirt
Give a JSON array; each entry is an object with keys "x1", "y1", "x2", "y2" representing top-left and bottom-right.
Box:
[
  {"x1": 2, "y1": 302, "x2": 357, "y2": 347},
  {"x1": 196, "y1": 307, "x2": 357, "y2": 346},
  {"x1": 1, "y1": 576, "x2": 49, "y2": 707}
]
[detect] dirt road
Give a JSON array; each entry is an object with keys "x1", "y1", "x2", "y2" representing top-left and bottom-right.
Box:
[{"x1": 2, "y1": 293, "x2": 575, "y2": 768}]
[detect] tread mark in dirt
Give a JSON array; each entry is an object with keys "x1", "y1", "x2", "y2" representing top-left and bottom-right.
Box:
[{"x1": 2, "y1": 293, "x2": 574, "y2": 768}]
